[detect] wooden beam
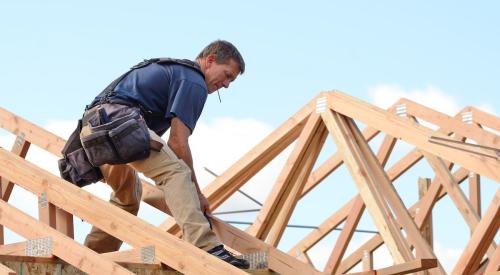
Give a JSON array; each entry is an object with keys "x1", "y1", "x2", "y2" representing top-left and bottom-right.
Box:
[
  {"x1": 210, "y1": 217, "x2": 322, "y2": 275},
  {"x1": 102, "y1": 248, "x2": 162, "y2": 266},
  {"x1": 0, "y1": 263, "x2": 15, "y2": 275},
  {"x1": 418, "y1": 178, "x2": 433, "y2": 249},
  {"x1": 467, "y1": 106, "x2": 500, "y2": 132},
  {"x1": 0, "y1": 200, "x2": 133, "y2": 275},
  {"x1": 347, "y1": 258, "x2": 437, "y2": 275},
  {"x1": 0, "y1": 107, "x2": 66, "y2": 157},
  {"x1": 320, "y1": 109, "x2": 413, "y2": 264},
  {"x1": 452, "y1": 189, "x2": 500, "y2": 275},
  {"x1": 362, "y1": 250, "x2": 373, "y2": 271},
  {"x1": 402, "y1": 99, "x2": 499, "y2": 149},
  {"x1": 484, "y1": 245, "x2": 500, "y2": 273},
  {"x1": 327, "y1": 91, "x2": 500, "y2": 182},
  {"x1": 0, "y1": 149, "x2": 247, "y2": 275},
  {"x1": 300, "y1": 126, "x2": 381, "y2": 198},
  {"x1": 468, "y1": 172, "x2": 481, "y2": 219},
  {"x1": 343, "y1": 116, "x2": 444, "y2": 274},
  {"x1": 423, "y1": 153, "x2": 497, "y2": 258},
  {"x1": 247, "y1": 113, "x2": 327, "y2": 244},
  {"x1": 55, "y1": 207, "x2": 74, "y2": 239},
  {"x1": 323, "y1": 197, "x2": 365, "y2": 274},
  {"x1": 338, "y1": 168, "x2": 469, "y2": 273}
]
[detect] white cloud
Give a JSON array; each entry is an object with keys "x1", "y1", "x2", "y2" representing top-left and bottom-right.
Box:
[{"x1": 369, "y1": 85, "x2": 461, "y2": 116}]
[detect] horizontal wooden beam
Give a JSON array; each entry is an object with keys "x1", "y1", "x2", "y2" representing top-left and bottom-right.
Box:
[{"x1": 347, "y1": 258, "x2": 437, "y2": 275}]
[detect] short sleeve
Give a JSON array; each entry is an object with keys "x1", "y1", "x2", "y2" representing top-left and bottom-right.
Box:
[{"x1": 167, "y1": 80, "x2": 208, "y2": 133}]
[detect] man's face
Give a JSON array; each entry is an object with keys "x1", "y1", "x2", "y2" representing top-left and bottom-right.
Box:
[{"x1": 204, "y1": 56, "x2": 240, "y2": 93}]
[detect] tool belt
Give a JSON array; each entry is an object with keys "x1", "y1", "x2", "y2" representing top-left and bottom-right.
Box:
[{"x1": 58, "y1": 104, "x2": 158, "y2": 187}]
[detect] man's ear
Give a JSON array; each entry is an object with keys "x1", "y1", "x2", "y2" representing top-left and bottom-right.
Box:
[{"x1": 207, "y1": 54, "x2": 216, "y2": 64}]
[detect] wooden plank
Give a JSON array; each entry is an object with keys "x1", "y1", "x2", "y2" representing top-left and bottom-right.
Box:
[
  {"x1": 0, "y1": 263, "x2": 15, "y2": 275},
  {"x1": 403, "y1": 99, "x2": 500, "y2": 149},
  {"x1": 468, "y1": 106, "x2": 500, "y2": 132},
  {"x1": 320, "y1": 109, "x2": 413, "y2": 264},
  {"x1": 1, "y1": 135, "x2": 31, "y2": 201},
  {"x1": 0, "y1": 149, "x2": 247, "y2": 275},
  {"x1": 344, "y1": 116, "x2": 444, "y2": 274},
  {"x1": 347, "y1": 258, "x2": 437, "y2": 275},
  {"x1": 55, "y1": 207, "x2": 74, "y2": 239},
  {"x1": 247, "y1": 113, "x2": 327, "y2": 244},
  {"x1": 103, "y1": 249, "x2": 162, "y2": 266},
  {"x1": 423, "y1": 153, "x2": 497, "y2": 258},
  {"x1": 418, "y1": 178, "x2": 433, "y2": 249},
  {"x1": 300, "y1": 126, "x2": 381, "y2": 197},
  {"x1": 0, "y1": 135, "x2": 31, "y2": 245},
  {"x1": 327, "y1": 91, "x2": 500, "y2": 182},
  {"x1": 0, "y1": 107, "x2": 66, "y2": 157},
  {"x1": 323, "y1": 198, "x2": 365, "y2": 274},
  {"x1": 338, "y1": 168, "x2": 469, "y2": 273},
  {"x1": 362, "y1": 250, "x2": 373, "y2": 271},
  {"x1": 210, "y1": 217, "x2": 322, "y2": 275},
  {"x1": 469, "y1": 172, "x2": 481, "y2": 219},
  {"x1": 484, "y1": 245, "x2": 500, "y2": 273},
  {"x1": 0, "y1": 200, "x2": 133, "y2": 275},
  {"x1": 452, "y1": 189, "x2": 500, "y2": 275}
]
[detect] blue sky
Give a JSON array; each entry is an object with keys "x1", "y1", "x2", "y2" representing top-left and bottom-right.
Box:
[{"x1": 1, "y1": 1, "x2": 499, "y2": 272}]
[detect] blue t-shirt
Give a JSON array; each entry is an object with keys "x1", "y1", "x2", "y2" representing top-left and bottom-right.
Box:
[{"x1": 90, "y1": 63, "x2": 207, "y2": 136}]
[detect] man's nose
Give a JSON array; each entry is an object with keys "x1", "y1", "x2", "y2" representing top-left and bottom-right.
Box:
[{"x1": 223, "y1": 79, "x2": 230, "y2": 88}]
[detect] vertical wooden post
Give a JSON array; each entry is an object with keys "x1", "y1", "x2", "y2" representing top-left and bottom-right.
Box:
[
  {"x1": 418, "y1": 178, "x2": 433, "y2": 249},
  {"x1": 38, "y1": 193, "x2": 56, "y2": 228},
  {"x1": 468, "y1": 172, "x2": 481, "y2": 220},
  {"x1": 56, "y1": 207, "x2": 74, "y2": 238},
  {"x1": 362, "y1": 250, "x2": 373, "y2": 271}
]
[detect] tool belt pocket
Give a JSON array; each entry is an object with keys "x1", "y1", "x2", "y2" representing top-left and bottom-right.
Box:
[
  {"x1": 58, "y1": 120, "x2": 104, "y2": 188},
  {"x1": 81, "y1": 112, "x2": 151, "y2": 166}
]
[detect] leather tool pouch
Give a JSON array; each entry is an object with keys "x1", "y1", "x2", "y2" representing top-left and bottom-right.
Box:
[
  {"x1": 81, "y1": 106, "x2": 151, "y2": 166},
  {"x1": 58, "y1": 120, "x2": 103, "y2": 187}
]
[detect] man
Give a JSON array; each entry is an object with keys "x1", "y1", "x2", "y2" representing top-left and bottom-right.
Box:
[{"x1": 65, "y1": 40, "x2": 248, "y2": 268}]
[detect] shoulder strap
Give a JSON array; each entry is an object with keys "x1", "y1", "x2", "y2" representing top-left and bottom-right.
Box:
[{"x1": 98, "y1": 58, "x2": 204, "y2": 106}]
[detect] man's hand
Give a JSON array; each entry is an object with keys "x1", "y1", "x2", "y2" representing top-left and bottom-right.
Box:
[{"x1": 198, "y1": 192, "x2": 211, "y2": 216}]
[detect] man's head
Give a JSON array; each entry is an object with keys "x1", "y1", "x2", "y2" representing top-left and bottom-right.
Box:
[{"x1": 196, "y1": 40, "x2": 245, "y2": 93}]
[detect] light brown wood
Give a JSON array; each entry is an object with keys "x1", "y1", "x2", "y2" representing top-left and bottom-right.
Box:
[
  {"x1": 247, "y1": 113, "x2": 327, "y2": 245},
  {"x1": 0, "y1": 262, "x2": 15, "y2": 275},
  {"x1": 210, "y1": 217, "x2": 322, "y2": 275},
  {"x1": 402, "y1": 99, "x2": 500, "y2": 149},
  {"x1": 338, "y1": 168, "x2": 469, "y2": 273},
  {"x1": 327, "y1": 91, "x2": 500, "y2": 182},
  {"x1": 0, "y1": 199, "x2": 133, "y2": 274},
  {"x1": 468, "y1": 106, "x2": 500, "y2": 132},
  {"x1": 0, "y1": 149, "x2": 247, "y2": 275},
  {"x1": 320, "y1": 109, "x2": 412, "y2": 264},
  {"x1": 55, "y1": 207, "x2": 74, "y2": 239},
  {"x1": 418, "y1": 178, "x2": 433, "y2": 249},
  {"x1": 484, "y1": 245, "x2": 500, "y2": 273},
  {"x1": 452, "y1": 189, "x2": 500, "y2": 275},
  {"x1": 103, "y1": 248, "x2": 162, "y2": 266},
  {"x1": 362, "y1": 250, "x2": 373, "y2": 271},
  {"x1": 423, "y1": 153, "x2": 497, "y2": 258},
  {"x1": 0, "y1": 134, "x2": 31, "y2": 245},
  {"x1": 469, "y1": 172, "x2": 481, "y2": 219},
  {"x1": 323, "y1": 197, "x2": 365, "y2": 274},
  {"x1": 347, "y1": 258, "x2": 438, "y2": 275}
]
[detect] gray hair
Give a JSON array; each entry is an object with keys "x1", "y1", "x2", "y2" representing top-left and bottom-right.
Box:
[{"x1": 197, "y1": 40, "x2": 245, "y2": 74}]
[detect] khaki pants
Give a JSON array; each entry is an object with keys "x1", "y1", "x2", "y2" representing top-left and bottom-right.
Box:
[{"x1": 80, "y1": 121, "x2": 219, "y2": 253}]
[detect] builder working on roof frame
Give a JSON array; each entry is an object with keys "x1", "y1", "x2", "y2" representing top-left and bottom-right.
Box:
[{"x1": 58, "y1": 40, "x2": 249, "y2": 269}]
